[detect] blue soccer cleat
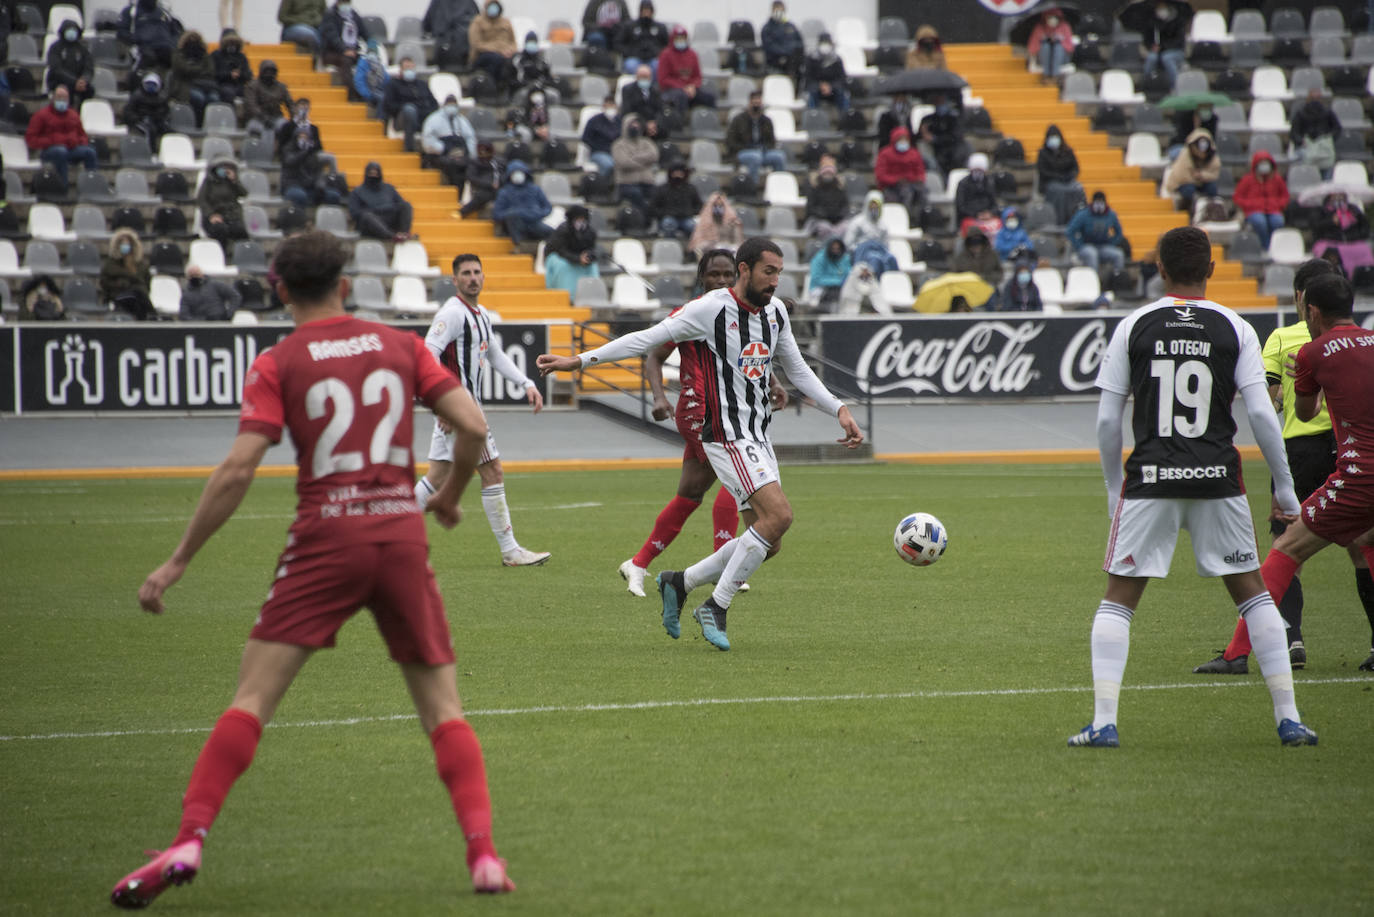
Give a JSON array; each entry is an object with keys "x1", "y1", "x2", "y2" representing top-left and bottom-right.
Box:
[
  {"x1": 1067, "y1": 723, "x2": 1120, "y2": 748},
  {"x1": 692, "y1": 600, "x2": 730, "y2": 651},
  {"x1": 656, "y1": 570, "x2": 685, "y2": 639},
  {"x1": 1277, "y1": 719, "x2": 1318, "y2": 746}
]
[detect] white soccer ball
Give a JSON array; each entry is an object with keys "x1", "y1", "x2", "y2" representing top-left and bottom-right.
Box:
[{"x1": 894, "y1": 512, "x2": 948, "y2": 567}]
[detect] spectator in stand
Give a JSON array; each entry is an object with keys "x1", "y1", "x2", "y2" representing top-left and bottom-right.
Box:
[
  {"x1": 421, "y1": 95, "x2": 477, "y2": 198},
  {"x1": 469, "y1": 1, "x2": 517, "y2": 85},
  {"x1": 458, "y1": 141, "x2": 503, "y2": 218},
  {"x1": 1290, "y1": 88, "x2": 1342, "y2": 180},
  {"x1": 620, "y1": 64, "x2": 666, "y2": 139},
  {"x1": 875, "y1": 126, "x2": 925, "y2": 210},
  {"x1": 211, "y1": 29, "x2": 252, "y2": 104},
  {"x1": 612, "y1": 114, "x2": 659, "y2": 214},
  {"x1": 1163, "y1": 127, "x2": 1220, "y2": 213},
  {"x1": 954, "y1": 152, "x2": 999, "y2": 232},
  {"x1": 801, "y1": 33, "x2": 850, "y2": 111},
  {"x1": 1233, "y1": 150, "x2": 1289, "y2": 251},
  {"x1": 658, "y1": 26, "x2": 715, "y2": 111},
  {"x1": 995, "y1": 206, "x2": 1031, "y2": 260},
  {"x1": 514, "y1": 31, "x2": 555, "y2": 99},
  {"x1": 907, "y1": 25, "x2": 946, "y2": 70},
  {"x1": 761, "y1": 1, "x2": 804, "y2": 78},
  {"x1": 1066, "y1": 189, "x2": 1126, "y2": 275},
  {"x1": 838, "y1": 260, "x2": 891, "y2": 315},
  {"x1": 581, "y1": 0, "x2": 629, "y2": 49},
  {"x1": 282, "y1": 123, "x2": 341, "y2": 207},
  {"x1": 1313, "y1": 192, "x2": 1374, "y2": 275},
  {"x1": 491, "y1": 159, "x2": 552, "y2": 245},
  {"x1": 1037, "y1": 124, "x2": 1083, "y2": 225},
  {"x1": 807, "y1": 236, "x2": 851, "y2": 309},
  {"x1": 1166, "y1": 101, "x2": 1218, "y2": 160},
  {"x1": 616, "y1": 0, "x2": 669, "y2": 77},
  {"x1": 844, "y1": 191, "x2": 899, "y2": 274},
  {"x1": 99, "y1": 228, "x2": 154, "y2": 320},
  {"x1": 381, "y1": 57, "x2": 438, "y2": 153},
  {"x1": 876, "y1": 94, "x2": 914, "y2": 152},
  {"x1": 179, "y1": 264, "x2": 240, "y2": 320},
  {"x1": 688, "y1": 191, "x2": 744, "y2": 256},
  {"x1": 582, "y1": 94, "x2": 621, "y2": 176},
  {"x1": 320, "y1": 0, "x2": 368, "y2": 86},
  {"x1": 122, "y1": 71, "x2": 171, "y2": 146},
  {"x1": 803, "y1": 158, "x2": 849, "y2": 239},
  {"x1": 168, "y1": 31, "x2": 219, "y2": 124},
  {"x1": 278, "y1": 0, "x2": 325, "y2": 49},
  {"x1": 1139, "y1": 1, "x2": 1190, "y2": 89},
  {"x1": 424, "y1": 0, "x2": 479, "y2": 71},
  {"x1": 348, "y1": 161, "x2": 416, "y2": 241},
  {"x1": 999, "y1": 256, "x2": 1042, "y2": 311},
  {"x1": 243, "y1": 60, "x2": 292, "y2": 137},
  {"x1": 543, "y1": 204, "x2": 600, "y2": 294},
  {"x1": 512, "y1": 90, "x2": 551, "y2": 141},
  {"x1": 276, "y1": 96, "x2": 321, "y2": 154},
  {"x1": 726, "y1": 91, "x2": 787, "y2": 182},
  {"x1": 45, "y1": 18, "x2": 93, "y2": 109},
  {"x1": 650, "y1": 161, "x2": 702, "y2": 239},
  {"x1": 917, "y1": 92, "x2": 969, "y2": 178},
  {"x1": 117, "y1": 0, "x2": 183, "y2": 71},
  {"x1": 1026, "y1": 7, "x2": 1075, "y2": 78},
  {"x1": 19, "y1": 276, "x2": 65, "y2": 321},
  {"x1": 25, "y1": 86, "x2": 97, "y2": 188},
  {"x1": 952, "y1": 227, "x2": 1003, "y2": 298},
  {"x1": 352, "y1": 40, "x2": 388, "y2": 106},
  {"x1": 198, "y1": 159, "x2": 249, "y2": 251}
]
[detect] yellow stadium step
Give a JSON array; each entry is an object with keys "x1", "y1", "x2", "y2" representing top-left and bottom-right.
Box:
[
  {"x1": 325, "y1": 137, "x2": 407, "y2": 155},
  {"x1": 482, "y1": 273, "x2": 548, "y2": 290}
]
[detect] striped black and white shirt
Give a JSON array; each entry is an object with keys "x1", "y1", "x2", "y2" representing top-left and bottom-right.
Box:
[
  {"x1": 423, "y1": 296, "x2": 532, "y2": 404},
  {"x1": 579, "y1": 287, "x2": 844, "y2": 443}
]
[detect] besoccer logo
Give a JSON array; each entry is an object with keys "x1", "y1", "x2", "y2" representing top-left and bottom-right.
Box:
[
  {"x1": 737, "y1": 341, "x2": 771, "y2": 379},
  {"x1": 1141, "y1": 464, "x2": 1158, "y2": 484}
]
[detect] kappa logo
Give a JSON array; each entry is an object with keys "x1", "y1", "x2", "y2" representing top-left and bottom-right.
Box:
[
  {"x1": 1349, "y1": 464, "x2": 1363, "y2": 475},
  {"x1": 1306, "y1": 505, "x2": 1317, "y2": 520},
  {"x1": 1342, "y1": 450, "x2": 1361, "y2": 459},
  {"x1": 737, "y1": 341, "x2": 771, "y2": 379}
]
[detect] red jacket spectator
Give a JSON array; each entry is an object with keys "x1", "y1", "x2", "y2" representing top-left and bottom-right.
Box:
[
  {"x1": 874, "y1": 127, "x2": 925, "y2": 189},
  {"x1": 25, "y1": 100, "x2": 90, "y2": 151},
  {"x1": 656, "y1": 25, "x2": 702, "y2": 92},
  {"x1": 1232, "y1": 150, "x2": 1289, "y2": 216},
  {"x1": 1026, "y1": 8, "x2": 1076, "y2": 57}
]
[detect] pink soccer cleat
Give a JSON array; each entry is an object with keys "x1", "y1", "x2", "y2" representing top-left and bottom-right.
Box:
[
  {"x1": 110, "y1": 840, "x2": 202, "y2": 909},
  {"x1": 469, "y1": 854, "x2": 516, "y2": 894}
]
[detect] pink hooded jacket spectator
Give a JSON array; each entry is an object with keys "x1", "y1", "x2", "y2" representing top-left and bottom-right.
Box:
[{"x1": 1026, "y1": 8, "x2": 1076, "y2": 58}]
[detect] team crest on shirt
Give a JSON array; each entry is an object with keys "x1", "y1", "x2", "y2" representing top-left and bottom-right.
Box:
[
  {"x1": 433, "y1": 320, "x2": 446, "y2": 336},
  {"x1": 738, "y1": 341, "x2": 771, "y2": 379}
]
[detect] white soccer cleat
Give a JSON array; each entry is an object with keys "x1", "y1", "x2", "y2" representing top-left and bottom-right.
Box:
[
  {"x1": 502, "y1": 547, "x2": 551, "y2": 567},
  {"x1": 619, "y1": 559, "x2": 648, "y2": 596}
]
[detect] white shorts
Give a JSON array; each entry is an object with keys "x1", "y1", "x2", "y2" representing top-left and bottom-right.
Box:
[
  {"x1": 1104, "y1": 496, "x2": 1261, "y2": 579},
  {"x1": 427, "y1": 417, "x2": 498, "y2": 466},
  {"x1": 703, "y1": 439, "x2": 780, "y2": 511}
]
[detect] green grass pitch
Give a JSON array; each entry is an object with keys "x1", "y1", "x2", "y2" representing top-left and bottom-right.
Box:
[{"x1": 1, "y1": 462, "x2": 1370, "y2": 916}]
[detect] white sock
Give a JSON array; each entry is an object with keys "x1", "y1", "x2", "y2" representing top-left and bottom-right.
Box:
[
  {"x1": 480, "y1": 484, "x2": 519, "y2": 554},
  {"x1": 1090, "y1": 601, "x2": 1133, "y2": 730},
  {"x1": 413, "y1": 476, "x2": 436, "y2": 511},
  {"x1": 1240, "y1": 592, "x2": 1300, "y2": 725},
  {"x1": 684, "y1": 539, "x2": 739, "y2": 592},
  {"x1": 710, "y1": 527, "x2": 771, "y2": 609}
]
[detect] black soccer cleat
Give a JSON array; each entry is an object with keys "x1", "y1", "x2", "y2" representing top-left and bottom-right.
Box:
[
  {"x1": 1193, "y1": 652, "x2": 1248, "y2": 675},
  {"x1": 1288, "y1": 641, "x2": 1306, "y2": 670}
]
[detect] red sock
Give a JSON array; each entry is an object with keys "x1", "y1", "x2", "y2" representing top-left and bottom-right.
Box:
[
  {"x1": 431, "y1": 718, "x2": 496, "y2": 867},
  {"x1": 711, "y1": 488, "x2": 739, "y2": 551},
  {"x1": 1261, "y1": 548, "x2": 1301, "y2": 607},
  {"x1": 1224, "y1": 616, "x2": 1252, "y2": 660},
  {"x1": 174, "y1": 708, "x2": 263, "y2": 845},
  {"x1": 632, "y1": 495, "x2": 700, "y2": 568}
]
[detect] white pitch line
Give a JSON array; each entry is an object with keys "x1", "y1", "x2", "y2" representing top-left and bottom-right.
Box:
[{"x1": 1, "y1": 677, "x2": 1366, "y2": 743}]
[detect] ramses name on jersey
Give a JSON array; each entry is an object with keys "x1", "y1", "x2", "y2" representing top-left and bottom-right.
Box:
[{"x1": 307, "y1": 334, "x2": 385, "y2": 361}]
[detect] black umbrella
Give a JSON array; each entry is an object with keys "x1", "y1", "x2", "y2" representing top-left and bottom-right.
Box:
[
  {"x1": 1009, "y1": 3, "x2": 1081, "y2": 48},
  {"x1": 1117, "y1": 0, "x2": 1191, "y2": 36},
  {"x1": 873, "y1": 69, "x2": 968, "y2": 96}
]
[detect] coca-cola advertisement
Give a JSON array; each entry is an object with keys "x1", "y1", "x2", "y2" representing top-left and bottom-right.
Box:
[{"x1": 820, "y1": 310, "x2": 1374, "y2": 400}]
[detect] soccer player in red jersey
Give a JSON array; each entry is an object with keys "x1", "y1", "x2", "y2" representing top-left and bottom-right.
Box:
[
  {"x1": 110, "y1": 231, "x2": 515, "y2": 909},
  {"x1": 617, "y1": 249, "x2": 788, "y2": 596},
  {"x1": 1253, "y1": 273, "x2": 1374, "y2": 671}
]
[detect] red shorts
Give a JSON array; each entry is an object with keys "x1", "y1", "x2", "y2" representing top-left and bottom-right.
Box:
[
  {"x1": 676, "y1": 409, "x2": 708, "y2": 464},
  {"x1": 1300, "y1": 470, "x2": 1374, "y2": 547},
  {"x1": 251, "y1": 541, "x2": 455, "y2": 665}
]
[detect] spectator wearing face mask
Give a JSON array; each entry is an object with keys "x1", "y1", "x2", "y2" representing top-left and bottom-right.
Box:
[
  {"x1": 1026, "y1": 8, "x2": 1075, "y2": 78},
  {"x1": 1163, "y1": 127, "x2": 1220, "y2": 213},
  {"x1": 955, "y1": 152, "x2": 999, "y2": 230},
  {"x1": 352, "y1": 40, "x2": 388, "y2": 105},
  {"x1": 804, "y1": 158, "x2": 849, "y2": 239},
  {"x1": 518, "y1": 89, "x2": 551, "y2": 142},
  {"x1": 1037, "y1": 124, "x2": 1083, "y2": 225},
  {"x1": 1290, "y1": 88, "x2": 1342, "y2": 180},
  {"x1": 424, "y1": 0, "x2": 479, "y2": 69},
  {"x1": 658, "y1": 26, "x2": 715, "y2": 111},
  {"x1": 995, "y1": 206, "x2": 1031, "y2": 260},
  {"x1": 122, "y1": 71, "x2": 172, "y2": 146},
  {"x1": 168, "y1": 30, "x2": 219, "y2": 124},
  {"x1": 875, "y1": 126, "x2": 925, "y2": 211},
  {"x1": 281, "y1": 123, "x2": 340, "y2": 207},
  {"x1": 581, "y1": 0, "x2": 630, "y2": 49},
  {"x1": 1232, "y1": 150, "x2": 1289, "y2": 251},
  {"x1": 612, "y1": 114, "x2": 659, "y2": 213},
  {"x1": 348, "y1": 161, "x2": 416, "y2": 241},
  {"x1": 100, "y1": 228, "x2": 154, "y2": 320},
  {"x1": 25, "y1": 86, "x2": 97, "y2": 188},
  {"x1": 582, "y1": 94, "x2": 621, "y2": 176},
  {"x1": 422, "y1": 94, "x2": 477, "y2": 196},
  {"x1": 688, "y1": 191, "x2": 743, "y2": 257},
  {"x1": 544, "y1": 204, "x2": 601, "y2": 294},
  {"x1": 619, "y1": 64, "x2": 665, "y2": 139},
  {"x1": 1139, "y1": 2, "x2": 1190, "y2": 90},
  {"x1": 1313, "y1": 193, "x2": 1374, "y2": 275},
  {"x1": 198, "y1": 160, "x2": 249, "y2": 251},
  {"x1": 802, "y1": 33, "x2": 850, "y2": 111},
  {"x1": 45, "y1": 18, "x2": 94, "y2": 108},
  {"x1": 844, "y1": 191, "x2": 899, "y2": 274},
  {"x1": 470, "y1": 0, "x2": 517, "y2": 84},
  {"x1": 116, "y1": 0, "x2": 183, "y2": 71},
  {"x1": 491, "y1": 160, "x2": 553, "y2": 245},
  {"x1": 917, "y1": 91, "x2": 969, "y2": 178},
  {"x1": 999, "y1": 256, "x2": 1042, "y2": 312},
  {"x1": 1066, "y1": 190, "x2": 1125, "y2": 275},
  {"x1": 210, "y1": 29, "x2": 252, "y2": 103},
  {"x1": 807, "y1": 236, "x2": 851, "y2": 309},
  {"x1": 244, "y1": 60, "x2": 293, "y2": 136},
  {"x1": 761, "y1": 1, "x2": 804, "y2": 78},
  {"x1": 320, "y1": 0, "x2": 369, "y2": 84},
  {"x1": 180, "y1": 264, "x2": 241, "y2": 321},
  {"x1": 616, "y1": 0, "x2": 668, "y2": 77},
  {"x1": 381, "y1": 56, "x2": 438, "y2": 152},
  {"x1": 1166, "y1": 103, "x2": 1218, "y2": 160},
  {"x1": 907, "y1": 25, "x2": 946, "y2": 71},
  {"x1": 458, "y1": 141, "x2": 503, "y2": 217},
  {"x1": 275, "y1": 97, "x2": 322, "y2": 157},
  {"x1": 278, "y1": 0, "x2": 326, "y2": 49},
  {"x1": 725, "y1": 91, "x2": 787, "y2": 182},
  {"x1": 650, "y1": 162, "x2": 702, "y2": 239},
  {"x1": 514, "y1": 31, "x2": 554, "y2": 96}
]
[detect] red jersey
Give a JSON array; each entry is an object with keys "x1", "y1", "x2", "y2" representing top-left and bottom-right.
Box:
[
  {"x1": 665, "y1": 304, "x2": 708, "y2": 424},
  {"x1": 1294, "y1": 324, "x2": 1374, "y2": 462},
  {"x1": 239, "y1": 315, "x2": 460, "y2": 546}
]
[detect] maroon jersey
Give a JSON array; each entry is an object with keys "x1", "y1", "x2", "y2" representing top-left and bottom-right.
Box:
[
  {"x1": 665, "y1": 305, "x2": 708, "y2": 427},
  {"x1": 239, "y1": 315, "x2": 460, "y2": 546},
  {"x1": 1294, "y1": 325, "x2": 1374, "y2": 460}
]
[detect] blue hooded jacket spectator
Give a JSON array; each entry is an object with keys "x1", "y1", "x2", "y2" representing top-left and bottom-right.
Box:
[
  {"x1": 994, "y1": 205, "x2": 1031, "y2": 260},
  {"x1": 808, "y1": 240, "x2": 851, "y2": 291},
  {"x1": 1066, "y1": 196, "x2": 1124, "y2": 250},
  {"x1": 491, "y1": 160, "x2": 553, "y2": 243}
]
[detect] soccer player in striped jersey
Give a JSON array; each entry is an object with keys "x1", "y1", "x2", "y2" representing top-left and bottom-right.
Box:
[
  {"x1": 413, "y1": 253, "x2": 552, "y2": 567},
  {"x1": 617, "y1": 249, "x2": 789, "y2": 597},
  {"x1": 538, "y1": 238, "x2": 864, "y2": 650}
]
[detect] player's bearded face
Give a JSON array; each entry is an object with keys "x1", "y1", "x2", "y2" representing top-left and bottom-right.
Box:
[
  {"x1": 743, "y1": 261, "x2": 779, "y2": 308},
  {"x1": 458, "y1": 268, "x2": 483, "y2": 298}
]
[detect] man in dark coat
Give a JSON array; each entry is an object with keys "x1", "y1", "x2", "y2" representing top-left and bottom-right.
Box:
[
  {"x1": 423, "y1": 0, "x2": 478, "y2": 69},
  {"x1": 615, "y1": 0, "x2": 668, "y2": 76},
  {"x1": 45, "y1": 19, "x2": 94, "y2": 107},
  {"x1": 347, "y1": 161, "x2": 415, "y2": 241},
  {"x1": 380, "y1": 57, "x2": 438, "y2": 152}
]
